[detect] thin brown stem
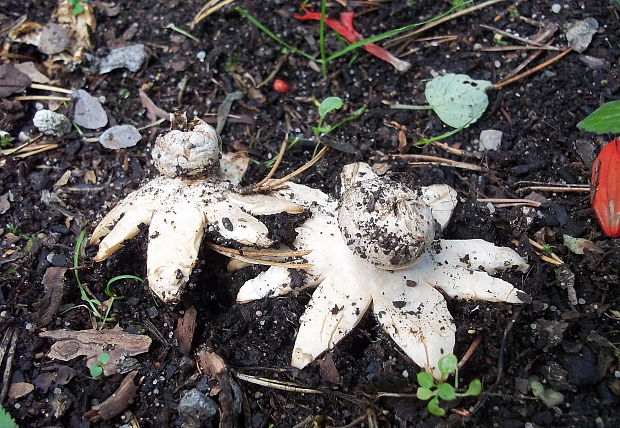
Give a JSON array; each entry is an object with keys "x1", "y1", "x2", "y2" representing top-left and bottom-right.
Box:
[
  {"x1": 251, "y1": 146, "x2": 328, "y2": 193},
  {"x1": 255, "y1": 134, "x2": 288, "y2": 187},
  {"x1": 493, "y1": 48, "x2": 572, "y2": 89}
]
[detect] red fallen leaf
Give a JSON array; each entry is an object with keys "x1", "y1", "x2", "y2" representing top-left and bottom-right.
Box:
[
  {"x1": 273, "y1": 78, "x2": 290, "y2": 93},
  {"x1": 591, "y1": 138, "x2": 620, "y2": 237},
  {"x1": 293, "y1": 11, "x2": 411, "y2": 72}
]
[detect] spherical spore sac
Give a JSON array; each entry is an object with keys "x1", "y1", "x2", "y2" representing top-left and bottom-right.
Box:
[
  {"x1": 152, "y1": 119, "x2": 221, "y2": 179},
  {"x1": 338, "y1": 178, "x2": 435, "y2": 270}
]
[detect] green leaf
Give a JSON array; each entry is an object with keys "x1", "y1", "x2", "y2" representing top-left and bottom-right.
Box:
[
  {"x1": 425, "y1": 73, "x2": 491, "y2": 128},
  {"x1": 72, "y1": 3, "x2": 85, "y2": 15},
  {"x1": 427, "y1": 396, "x2": 446, "y2": 416},
  {"x1": 416, "y1": 387, "x2": 435, "y2": 401},
  {"x1": 0, "y1": 405, "x2": 18, "y2": 428},
  {"x1": 89, "y1": 364, "x2": 103, "y2": 378},
  {"x1": 437, "y1": 354, "x2": 458, "y2": 376},
  {"x1": 98, "y1": 352, "x2": 110, "y2": 365},
  {"x1": 577, "y1": 100, "x2": 620, "y2": 134},
  {"x1": 416, "y1": 371, "x2": 435, "y2": 389},
  {"x1": 318, "y1": 97, "x2": 343, "y2": 119},
  {"x1": 460, "y1": 379, "x2": 482, "y2": 397},
  {"x1": 437, "y1": 383, "x2": 457, "y2": 401}
]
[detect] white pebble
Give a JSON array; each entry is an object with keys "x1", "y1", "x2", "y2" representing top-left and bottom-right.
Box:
[
  {"x1": 402, "y1": 370, "x2": 409, "y2": 378},
  {"x1": 494, "y1": 60, "x2": 501, "y2": 68},
  {"x1": 551, "y1": 4, "x2": 561, "y2": 13},
  {"x1": 578, "y1": 298, "x2": 586, "y2": 305}
]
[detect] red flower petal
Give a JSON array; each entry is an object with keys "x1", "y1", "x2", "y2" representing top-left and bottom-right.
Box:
[
  {"x1": 293, "y1": 11, "x2": 410, "y2": 72},
  {"x1": 591, "y1": 138, "x2": 620, "y2": 237}
]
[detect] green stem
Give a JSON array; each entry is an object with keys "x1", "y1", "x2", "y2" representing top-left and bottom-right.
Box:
[
  {"x1": 324, "y1": 2, "x2": 467, "y2": 62},
  {"x1": 391, "y1": 103, "x2": 433, "y2": 110},
  {"x1": 236, "y1": 8, "x2": 318, "y2": 63}
]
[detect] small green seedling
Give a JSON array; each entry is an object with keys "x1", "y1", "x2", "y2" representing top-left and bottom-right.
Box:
[
  {"x1": 529, "y1": 378, "x2": 564, "y2": 408},
  {"x1": 312, "y1": 97, "x2": 366, "y2": 139},
  {"x1": 119, "y1": 88, "x2": 131, "y2": 99},
  {"x1": 89, "y1": 352, "x2": 110, "y2": 378},
  {"x1": 67, "y1": 0, "x2": 87, "y2": 16},
  {"x1": 0, "y1": 134, "x2": 14, "y2": 149},
  {"x1": 0, "y1": 405, "x2": 18, "y2": 428},
  {"x1": 541, "y1": 244, "x2": 555, "y2": 257},
  {"x1": 416, "y1": 354, "x2": 482, "y2": 416},
  {"x1": 577, "y1": 100, "x2": 620, "y2": 134}
]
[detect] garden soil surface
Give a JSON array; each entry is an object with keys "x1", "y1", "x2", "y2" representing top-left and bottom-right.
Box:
[{"x1": 1, "y1": 0, "x2": 620, "y2": 427}]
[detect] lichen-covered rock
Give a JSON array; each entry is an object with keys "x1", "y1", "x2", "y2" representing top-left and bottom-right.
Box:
[{"x1": 33, "y1": 110, "x2": 71, "y2": 137}]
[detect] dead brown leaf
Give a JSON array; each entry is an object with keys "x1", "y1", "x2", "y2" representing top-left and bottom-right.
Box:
[
  {"x1": 33, "y1": 266, "x2": 67, "y2": 326},
  {"x1": 40, "y1": 328, "x2": 151, "y2": 376},
  {"x1": 139, "y1": 88, "x2": 168, "y2": 122},
  {"x1": 83, "y1": 370, "x2": 139, "y2": 421},
  {"x1": 318, "y1": 352, "x2": 342, "y2": 385}
]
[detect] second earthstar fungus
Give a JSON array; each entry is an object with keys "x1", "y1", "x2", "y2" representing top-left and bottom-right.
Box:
[
  {"x1": 90, "y1": 115, "x2": 305, "y2": 302},
  {"x1": 237, "y1": 162, "x2": 530, "y2": 378}
]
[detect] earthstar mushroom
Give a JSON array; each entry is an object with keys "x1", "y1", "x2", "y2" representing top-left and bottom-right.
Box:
[
  {"x1": 91, "y1": 116, "x2": 304, "y2": 302},
  {"x1": 237, "y1": 162, "x2": 529, "y2": 377}
]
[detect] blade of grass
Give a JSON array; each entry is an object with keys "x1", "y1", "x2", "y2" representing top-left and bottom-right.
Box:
[
  {"x1": 236, "y1": 8, "x2": 318, "y2": 63},
  {"x1": 73, "y1": 230, "x2": 102, "y2": 317},
  {"x1": 325, "y1": 3, "x2": 468, "y2": 63}
]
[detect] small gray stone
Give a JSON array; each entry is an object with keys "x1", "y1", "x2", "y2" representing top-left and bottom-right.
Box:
[
  {"x1": 99, "y1": 125, "x2": 141, "y2": 150},
  {"x1": 38, "y1": 23, "x2": 70, "y2": 55},
  {"x1": 178, "y1": 388, "x2": 218, "y2": 419},
  {"x1": 478, "y1": 129, "x2": 503, "y2": 151},
  {"x1": 73, "y1": 89, "x2": 108, "y2": 129},
  {"x1": 33, "y1": 110, "x2": 71, "y2": 137},
  {"x1": 565, "y1": 18, "x2": 599, "y2": 53},
  {"x1": 99, "y1": 44, "x2": 147, "y2": 74}
]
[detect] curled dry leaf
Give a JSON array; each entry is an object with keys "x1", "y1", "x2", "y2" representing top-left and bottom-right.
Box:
[
  {"x1": 237, "y1": 162, "x2": 529, "y2": 378},
  {"x1": 91, "y1": 118, "x2": 304, "y2": 301},
  {"x1": 33, "y1": 267, "x2": 67, "y2": 326}
]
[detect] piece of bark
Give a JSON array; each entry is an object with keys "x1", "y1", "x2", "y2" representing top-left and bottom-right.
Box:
[
  {"x1": 34, "y1": 267, "x2": 67, "y2": 326},
  {"x1": 83, "y1": 370, "x2": 139, "y2": 421},
  {"x1": 196, "y1": 347, "x2": 236, "y2": 428},
  {"x1": 40, "y1": 328, "x2": 151, "y2": 376},
  {"x1": 173, "y1": 306, "x2": 197, "y2": 355}
]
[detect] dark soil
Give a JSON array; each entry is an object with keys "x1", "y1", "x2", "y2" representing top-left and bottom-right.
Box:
[{"x1": 1, "y1": 0, "x2": 619, "y2": 427}]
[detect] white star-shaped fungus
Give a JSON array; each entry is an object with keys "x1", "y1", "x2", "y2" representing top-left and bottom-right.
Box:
[
  {"x1": 237, "y1": 162, "x2": 529, "y2": 377},
  {"x1": 91, "y1": 116, "x2": 304, "y2": 302}
]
